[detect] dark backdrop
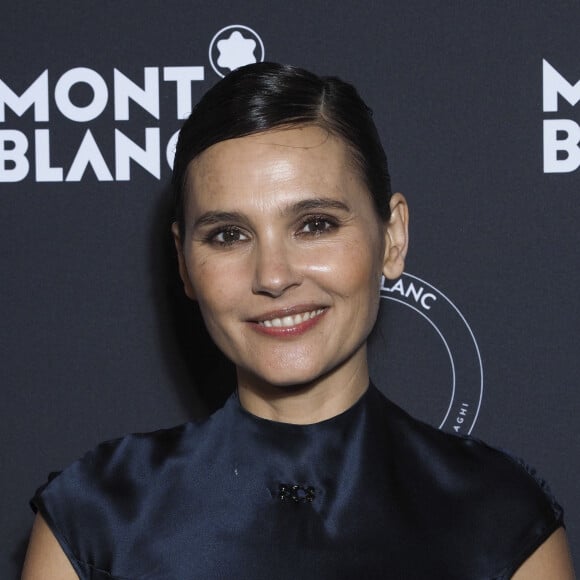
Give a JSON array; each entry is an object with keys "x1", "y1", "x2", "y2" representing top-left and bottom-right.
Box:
[{"x1": 1, "y1": 1, "x2": 579, "y2": 577}]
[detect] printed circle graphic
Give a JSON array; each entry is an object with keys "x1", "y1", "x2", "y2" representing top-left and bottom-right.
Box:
[
  {"x1": 209, "y1": 25, "x2": 265, "y2": 78},
  {"x1": 368, "y1": 272, "x2": 483, "y2": 434}
]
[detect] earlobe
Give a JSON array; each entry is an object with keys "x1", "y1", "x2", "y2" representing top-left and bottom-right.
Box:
[
  {"x1": 382, "y1": 192, "x2": 409, "y2": 280},
  {"x1": 171, "y1": 222, "x2": 197, "y2": 301}
]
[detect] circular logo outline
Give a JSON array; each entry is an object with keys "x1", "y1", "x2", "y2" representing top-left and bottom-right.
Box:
[
  {"x1": 208, "y1": 24, "x2": 265, "y2": 78},
  {"x1": 378, "y1": 272, "x2": 484, "y2": 434}
]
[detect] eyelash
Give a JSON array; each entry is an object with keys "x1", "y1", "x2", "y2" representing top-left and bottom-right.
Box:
[
  {"x1": 205, "y1": 215, "x2": 339, "y2": 247},
  {"x1": 206, "y1": 226, "x2": 248, "y2": 246},
  {"x1": 297, "y1": 215, "x2": 339, "y2": 236}
]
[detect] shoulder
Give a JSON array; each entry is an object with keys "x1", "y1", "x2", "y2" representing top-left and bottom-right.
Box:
[
  {"x1": 35, "y1": 419, "x2": 199, "y2": 501},
  {"x1": 372, "y1": 387, "x2": 560, "y2": 512},
  {"x1": 30, "y1": 401, "x2": 232, "y2": 573},
  {"x1": 36, "y1": 398, "x2": 234, "y2": 492},
  {"x1": 369, "y1": 387, "x2": 564, "y2": 578}
]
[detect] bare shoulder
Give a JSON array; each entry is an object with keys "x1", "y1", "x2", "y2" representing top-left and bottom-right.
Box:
[
  {"x1": 21, "y1": 514, "x2": 78, "y2": 580},
  {"x1": 512, "y1": 527, "x2": 576, "y2": 579}
]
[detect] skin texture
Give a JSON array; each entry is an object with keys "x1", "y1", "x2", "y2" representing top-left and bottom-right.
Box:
[
  {"x1": 21, "y1": 125, "x2": 575, "y2": 579},
  {"x1": 512, "y1": 527, "x2": 575, "y2": 579},
  {"x1": 21, "y1": 514, "x2": 77, "y2": 579},
  {"x1": 174, "y1": 125, "x2": 408, "y2": 424}
]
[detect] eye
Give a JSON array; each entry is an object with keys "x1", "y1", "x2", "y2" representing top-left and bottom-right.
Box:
[
  {"x1": 210, "y1": 227, "x2": 249, "y2": 246},
  {"x1": 298, "y1": 216, "x2": 337, "y2": 236}
]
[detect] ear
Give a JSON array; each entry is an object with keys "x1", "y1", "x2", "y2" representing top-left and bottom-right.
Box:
[
  {"x1": 382, "y1": 192, "x2": 409, "y2": 280},
  {"x1": 171, "y1": 222, "x2": 197, "y2": 300}
]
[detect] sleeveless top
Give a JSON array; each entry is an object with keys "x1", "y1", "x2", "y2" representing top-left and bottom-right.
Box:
[{"x1": 31, "y1": 385, "x2": 563, "y2": 579}]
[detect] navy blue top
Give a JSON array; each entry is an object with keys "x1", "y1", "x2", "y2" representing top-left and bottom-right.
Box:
[{"x1": 32, "y1": 385, "x2": 562, "y2": 579}]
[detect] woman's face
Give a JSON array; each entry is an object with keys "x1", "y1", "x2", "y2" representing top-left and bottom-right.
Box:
[{"x1": 174, "y1": 125, "x2": 406, "y2": 392}]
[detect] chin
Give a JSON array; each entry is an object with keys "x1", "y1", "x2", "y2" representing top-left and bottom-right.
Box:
[{"x1": 240, "y1": 363, "x2": 327, "y2": 392}]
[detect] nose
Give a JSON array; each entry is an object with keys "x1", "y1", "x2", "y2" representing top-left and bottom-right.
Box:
[{"x1": 251, "y1": 238, "x2": 302, "y2": 297}]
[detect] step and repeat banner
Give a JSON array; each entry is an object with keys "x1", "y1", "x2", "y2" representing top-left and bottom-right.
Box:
[{"x1": 1, "y1": 1, "x2": 578, "y2": 576}]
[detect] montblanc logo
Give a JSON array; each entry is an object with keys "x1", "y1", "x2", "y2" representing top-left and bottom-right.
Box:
[
  {"x1": 0, "y1": 66, "x2": 202, "y2": 183},
  {"x1": 209, "y1": 25, "x2": 265, "y2": 78},
  {"x1": 369, "y1": 273, "x2": 483, "y2": 434},
  {"x1": 0, "y1": 24, "x2": 265, "y2": 183},
  {"x1": 543, "y1": 59, "x2": 580, "y2": 173}
]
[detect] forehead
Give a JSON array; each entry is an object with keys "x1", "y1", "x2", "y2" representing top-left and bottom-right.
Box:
[{"x1": 184, "y1": 126, "x2": 363, "y2": 207}]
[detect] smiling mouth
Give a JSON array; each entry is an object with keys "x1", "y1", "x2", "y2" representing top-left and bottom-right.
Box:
[{"x1": 258, "y1": 308, "x2": 326, "y2": 328}]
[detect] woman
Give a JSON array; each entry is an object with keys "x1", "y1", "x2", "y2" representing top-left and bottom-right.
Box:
[{"x1": 22, "y1": 63, "x2": 574, "y2": 579}]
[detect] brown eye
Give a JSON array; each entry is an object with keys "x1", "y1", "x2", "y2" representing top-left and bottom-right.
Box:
[
  {"x1": 212, "y1": 227, "x2": 248, "y2": 245},
  {"x1": 300, "y1": 217, "x2": 335, "y2": 235}
]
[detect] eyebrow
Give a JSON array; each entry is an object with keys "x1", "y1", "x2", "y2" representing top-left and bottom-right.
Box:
[
  {"x1": 284, "y1": 198, "x2": 351, "y2": 216},
  {"x1": 193, "y1": 211, "x2": 246, "y2": 228},
  {"x1": 192, "y1": 198, "x2": 351, "y2": 229}
]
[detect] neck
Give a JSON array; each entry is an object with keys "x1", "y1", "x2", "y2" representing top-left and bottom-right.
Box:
[{"x1": 236, "y1": 359, "x2": 369, "y2": 425}]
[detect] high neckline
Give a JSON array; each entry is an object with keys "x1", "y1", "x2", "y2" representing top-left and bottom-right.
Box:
[{"x1": 229, "y1": 384, "x2": 372, "y2": 429}]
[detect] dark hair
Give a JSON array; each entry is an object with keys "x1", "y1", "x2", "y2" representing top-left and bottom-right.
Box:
[{"x1": 172, "y1": 62, "x2": 392, "y2": 233}]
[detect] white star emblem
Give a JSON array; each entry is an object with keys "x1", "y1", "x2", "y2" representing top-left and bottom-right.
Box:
[{"x1": 216, "y1": 31, "x2": 257, "y2": 72}]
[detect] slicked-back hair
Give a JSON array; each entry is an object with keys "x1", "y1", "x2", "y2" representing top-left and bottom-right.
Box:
[{"x1": 172, "y1": 62, "x2": 392, "y2": 233}]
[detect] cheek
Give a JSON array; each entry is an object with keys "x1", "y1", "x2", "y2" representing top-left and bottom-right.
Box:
[
  {"x1": 188, "y1": 257, "x2": 240, "y2": 319},
  {"x1": 330, "y1": 238, "x2": 383, "y2": 330},
  {"x1": 326, "y1": 237, "x2": 383, "y2": 295},
  {"x1": 194, "y1": 284, "x2": 241, "y2": 354}
]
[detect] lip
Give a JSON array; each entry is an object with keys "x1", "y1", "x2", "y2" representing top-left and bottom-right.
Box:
[{"x1": 248, "y1": 305, "x2": 328, "y2": 337}]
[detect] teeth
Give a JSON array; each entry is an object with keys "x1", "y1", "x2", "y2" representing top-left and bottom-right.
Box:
[{"x1": 260, "y1": 308, "x2": 324, "y2": 328}]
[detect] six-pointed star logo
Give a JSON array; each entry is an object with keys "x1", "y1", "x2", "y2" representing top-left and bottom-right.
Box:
[{"x1": 209, "y1": 25, "x2": 265, "y2": 78}]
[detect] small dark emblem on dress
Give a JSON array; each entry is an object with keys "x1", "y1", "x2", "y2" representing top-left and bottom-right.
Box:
[{"x1": 278, "y1": 483, "x2": 316, "y2": 503}]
